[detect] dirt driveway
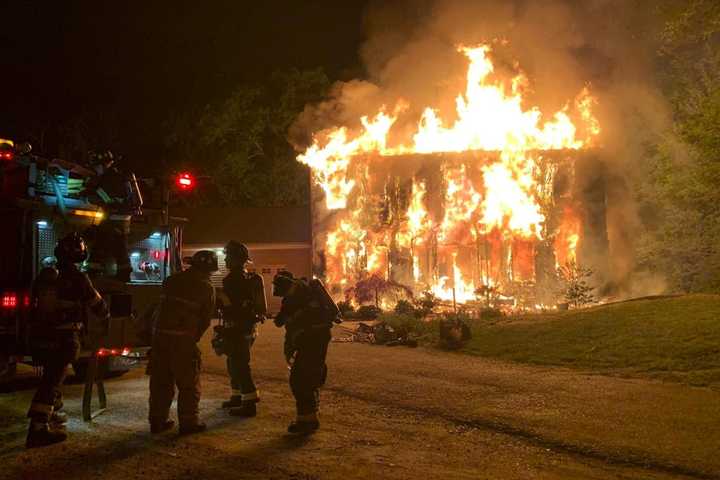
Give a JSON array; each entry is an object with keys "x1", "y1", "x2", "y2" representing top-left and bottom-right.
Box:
[{"x1": 1, "y1": 323, "x2": 719, "y2": 480}]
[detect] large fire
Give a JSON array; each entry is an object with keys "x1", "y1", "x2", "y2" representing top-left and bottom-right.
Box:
[{"x1": 298, "y1": 44, "x2": 601, "y2": 308}]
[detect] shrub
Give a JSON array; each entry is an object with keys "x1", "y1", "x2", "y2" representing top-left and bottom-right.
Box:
[
  {"x1": 379, "y1": 312, "x2": 438, "y2": 344},
  {"x1": 413, "y1": 291, "x2": 439, "y2": 318},
  {"x1": 479, "y1": 307, "x2": 504, "y2": 320},
  {"x1": 438, "y1": 313, "x2": 472, "y2": 350},
  {"x1": 356, "y1": 304, "x2": 382, "y2": 319},
  {"x1": 337, "y1": 300, "x2": 355, "y2": 319},
  {"x1": 394, "y1": 299, "x2": 415, "y2": 316}
]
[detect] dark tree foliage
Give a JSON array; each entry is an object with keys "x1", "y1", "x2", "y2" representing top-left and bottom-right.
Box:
[
  {"x1": 635, "y1": 1, "x2": 720, "y2": 292},
  {"x1": 165, "y1": 68, "x2": 330, "y2": 207}
]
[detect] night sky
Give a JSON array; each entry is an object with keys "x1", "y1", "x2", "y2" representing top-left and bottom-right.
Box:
[{"x1": 1, "y1": 1, "x2": 369, "y2": 172}]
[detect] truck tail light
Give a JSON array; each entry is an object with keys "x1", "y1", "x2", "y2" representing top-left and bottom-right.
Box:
[
  {"x1": 2, "y1": 292, "x2": 18, "y2": 309},
  {"x1": 97, "y1": 347, "x2": 132, "y2": 357}
]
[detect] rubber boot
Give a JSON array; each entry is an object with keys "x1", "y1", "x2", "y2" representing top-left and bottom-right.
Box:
[
  {"x1": 50, "y1": 411, "x2": 68, "y2": 424},
  {"x1": 287, "y1": 412, "x2": 320, "y2": 435},
  {"x1": 229, "y1": 401, "x2": 257, "y2": 417},
  {"x1": 221, "y1": 396, "x2": 243, "y2": 409},
  {"x1": 26, "y1": 422, "x2": 68, "y2": 448},
  {"x1": 150, "y1": 420, "x2": 175, "y2": 434}
]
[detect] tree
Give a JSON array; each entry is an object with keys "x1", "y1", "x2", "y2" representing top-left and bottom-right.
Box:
[
  {"x1": 557, "y1": 261, "x2": 596, "y2": 309},
  {"x1": 633, "y1": 1, "x2": 720, "y2": 292},
  {"x1": 165, "y1": 68, "x2": 330, "y2": 207},
  {"x1": 345, "y1": 273, "x2": 413, "y2": 308}
]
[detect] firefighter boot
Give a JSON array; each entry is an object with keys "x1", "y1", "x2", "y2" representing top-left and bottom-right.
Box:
[
  {"x1": 287, "y1": 413, "x2": 320, "y2": 435},
  {"x1": 221, "y1": 396, "x2": 242, "y2": 409},
  {"x1": 179, "y1": 423, "x2": 207, "y2": 435},
  {"x1": 50, "y1": 411, "x2": 68, "y2": 425},
  {"x1": 229, "y1": 401, "x2": 257, "y2": 417},
  {"x1": 26, "y1": 422, "x2": 68, "y2": 448},
  {"x1": 150, "y1": 420, "x2": 176, "y2": 434}
]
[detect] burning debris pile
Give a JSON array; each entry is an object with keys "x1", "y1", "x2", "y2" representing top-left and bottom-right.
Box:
[{"x1": 297, "y1": 45, "x2": 606, "y2": 310}]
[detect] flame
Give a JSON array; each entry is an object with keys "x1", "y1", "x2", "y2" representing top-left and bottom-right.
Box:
[
  {"x1": 413, "y1": 46, "x2": 586, "y2": 154},
  {"x1": 438, "y1": 164, "x2": 482, "y2": 244},
  {"x1": 555, "y1": 206, "x2": 582, "y2": 267},
  {"x1": 298, "y1": 112, "x2": 396, "y2": 209},
  {"x1": 298, "y1": 43, "x2": 600, "y2": 308},
  {"x1": 431, "y1": 252, "x2": 477, "y2": 304}
]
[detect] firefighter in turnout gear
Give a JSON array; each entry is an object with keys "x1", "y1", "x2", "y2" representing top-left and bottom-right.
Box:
[
  {"x1": 26, "y1": 233, "x2": 109, "y2": 448},
  {"x1": 272, "y1": 271, "x2": 340, "y2": 435},
  {"x1": 148, "y1": 250, "x2": 217, "y2": 435},
  {"x1": 219, "y1": 241, "x2": 267, "y2": 416}
]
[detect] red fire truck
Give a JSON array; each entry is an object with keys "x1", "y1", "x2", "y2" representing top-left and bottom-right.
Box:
[{"x1": 0, "y1": 139, "x2": 185, "y2": 383}]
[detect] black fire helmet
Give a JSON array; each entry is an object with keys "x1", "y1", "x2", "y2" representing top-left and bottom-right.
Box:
[
  {"x1": 272, "y1": 270, "x2": 295, "y2": 297},
  {"x1": 224, "y1": 240, "x2": 251, "y2": 264},
  {"x1": 54, "y1": 232, "x2": 89, "y2": 265},
  {"x1": 190, "y1": 250, "x2": 219, "y2": 273}
]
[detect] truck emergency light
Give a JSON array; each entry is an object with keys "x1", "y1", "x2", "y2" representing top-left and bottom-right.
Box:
[
  {"x1": 71, "y1": 209, "x2": 105, "y2": 220},
  {"x1": 176, "y1": 172, "x2": 195, "y2": 191},
  {"x1": 0, "y1": 138, "x2": 14, "y2": 161}
]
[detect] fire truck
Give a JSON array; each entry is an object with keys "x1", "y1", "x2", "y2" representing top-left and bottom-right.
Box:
[{"x1": 0, "y1": 138, "x2": 185, "y2": 383}]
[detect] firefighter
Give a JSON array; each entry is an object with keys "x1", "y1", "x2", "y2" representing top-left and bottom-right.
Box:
[
  {"x1": 26, "y1": 233, "x2": 109, "y2": 448},
  {"x1": 148, "y1": 250, "x2": 217, "y2": 435},
  {"x1": 219, "y1": 241, "x2": 267, "y2": 416},
  {"x1": 272, "y1": 271, "x2": 340, "y2": 435}
]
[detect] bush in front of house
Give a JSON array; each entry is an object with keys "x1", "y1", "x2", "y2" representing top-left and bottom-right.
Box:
[
  {"x1": 337, "y1": 300, "x2": 355, "y2": 319},
  {"x1": 394, "y1": 299, "x2": 415, "y2": 316},
  {"x1": 356, "y1": 304, "x2": 382, "y2": 320},
  {"x1": 378, "y1": 312, "x2": 438, "y2": 345},
  {"x1": 479, "y1": 307, "x2": 504, "y2": 320},
  {"x1": 438, "y1": 312, "x2": 473, "y2": 350}
]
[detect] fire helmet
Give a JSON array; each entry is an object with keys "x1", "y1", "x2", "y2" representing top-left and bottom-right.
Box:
[
  {"x1": 224, "y1": 241, "x2": 251, "y2": 267},
  {"x1": 272, "y1": 270, "x2": 295, "y2": 297},
  {"x1": 54, "y1": 233, "x2": 88, "y2": 265},
  {"x1": 190, "y1": 250, "x2": 219, "y2": 273}
]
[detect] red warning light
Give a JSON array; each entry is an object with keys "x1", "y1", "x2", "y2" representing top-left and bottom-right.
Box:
[
  {"x1": 176, "y1": 172, "x2": 195, "y2": 191},
  {"x1": 2, "y1": 292, "x2": 18, "y2": 309}
]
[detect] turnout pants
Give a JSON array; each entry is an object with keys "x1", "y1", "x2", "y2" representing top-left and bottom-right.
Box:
[
  {"x1": 27, "y1": 331, "x2": 80, "y2": 423},
  {"x1": 289, "y1": 327, "x2": 331, "y2": 416},
  {"x1": 226, "y1": 326, "x2": 258, "y2": 401},
  {"x1": 148, "y1": 334, "x2": 202, "y2": 427}
]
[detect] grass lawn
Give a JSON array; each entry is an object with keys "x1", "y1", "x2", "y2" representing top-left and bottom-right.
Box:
[{"x1": 462, "y1": 294, "x2": 720, "y2": 386}]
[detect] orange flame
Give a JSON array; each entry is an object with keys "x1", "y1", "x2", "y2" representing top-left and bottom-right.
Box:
[{"x1": 299, "y1": 43, "x2": 600, "y2": 306}]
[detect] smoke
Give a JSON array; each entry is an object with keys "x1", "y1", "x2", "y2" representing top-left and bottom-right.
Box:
[{"x1": 291, "y1": 0, "x2": 675, "y2": 297}]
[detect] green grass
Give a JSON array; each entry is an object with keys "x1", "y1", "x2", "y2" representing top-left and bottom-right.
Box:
[{"x1": 462, "y1": 294, "x2": 720, "y2": 386}]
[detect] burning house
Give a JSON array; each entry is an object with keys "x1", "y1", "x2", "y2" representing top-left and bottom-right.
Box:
[{"x1": 296, "y1": 45, "x2": 607, "y2": 309}]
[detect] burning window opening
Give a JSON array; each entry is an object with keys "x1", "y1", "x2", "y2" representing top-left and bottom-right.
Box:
[{"x1": 296, "y1": 44, "x2": 604, "y2": 311}]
